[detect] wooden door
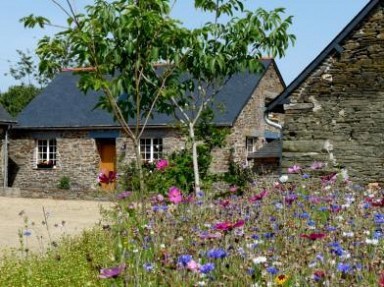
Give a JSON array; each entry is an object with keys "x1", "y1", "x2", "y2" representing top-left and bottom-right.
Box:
[{"x1": 97, "y1": 139, "x2": 116, "y2": 191}]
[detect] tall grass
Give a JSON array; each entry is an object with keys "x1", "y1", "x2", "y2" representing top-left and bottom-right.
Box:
[{"x1": 1, "y1": 162, "x2": 383, "y2": 286}]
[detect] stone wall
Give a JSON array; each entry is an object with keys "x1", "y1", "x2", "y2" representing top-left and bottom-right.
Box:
[
  {"x1": 210, "y1": 63, "x2": 284, "y2": 172},
  {"x1": 282, "y1": 3, "x2": 384, "y2": 184},
  {"x1": 9, "y1": 130, "x2": 100, "y2": 192}
]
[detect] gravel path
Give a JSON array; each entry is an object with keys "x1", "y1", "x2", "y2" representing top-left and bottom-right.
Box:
[{"x1": 0, "y1": 197, "x2": 112, "y2": 253}]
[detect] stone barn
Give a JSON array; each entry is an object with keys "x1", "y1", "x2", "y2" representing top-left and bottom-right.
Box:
[{"x1": 267, "y1": 0, "x2": 384, "y2": 184}]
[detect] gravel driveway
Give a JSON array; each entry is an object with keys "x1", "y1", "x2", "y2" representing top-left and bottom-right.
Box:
[{"x1": 0, "y1": 197, "x2": 112, "y2": 252}]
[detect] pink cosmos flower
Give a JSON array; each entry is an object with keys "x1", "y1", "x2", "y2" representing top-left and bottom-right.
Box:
[
  {"x1": 214, "y1": 219, "x2": 245, "y2": 231},
  {"x1": 229, "y1": 185, "x2": 238, "y2": 193},
  {"x1": 187, "y1": 260, "x2": 200, "y2": 272},
  {"x1": 249, "y1": 189, "x2": 268, "y2": 202},
  {"x1": 168, "y1": 186, "x2": 183, "y2": 204},
  {"x1": 310, "y1": 161, "x2": 325, "y2": 170},
  {"x1": 99, "y1": 263, "x2": 126, "y2": 279},
  {"x1": 288, "y1": 165, "x2": 301, "y2": 174},
  {"x1": 156, "y1": 159, "x2": 169, "y2": 171}
]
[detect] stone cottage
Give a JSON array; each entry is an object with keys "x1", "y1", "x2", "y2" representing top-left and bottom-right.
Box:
[
  {"x1": 0, "y1": 105, "x2": 16, "y2": 189},
  {"x1": 267, "y1": 0, "x2": 384, "y2": 183},
  {"x1": 9, "y1": 59, "x2": 284, "y2": 192}
]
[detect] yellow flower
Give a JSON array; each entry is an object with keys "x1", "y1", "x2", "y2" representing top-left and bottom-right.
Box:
[{"x1": 275, "y1": 274, "x2": 289, "y2": 285}]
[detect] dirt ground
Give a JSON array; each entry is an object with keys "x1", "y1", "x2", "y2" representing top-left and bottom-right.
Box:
[{"x1": 0, "y1": 197, "x2": 112, "y2": 253}]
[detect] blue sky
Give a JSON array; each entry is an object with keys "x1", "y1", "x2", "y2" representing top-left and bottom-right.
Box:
[{"x1": 0, "y1": 0, "x2": 370, "y2": 92}]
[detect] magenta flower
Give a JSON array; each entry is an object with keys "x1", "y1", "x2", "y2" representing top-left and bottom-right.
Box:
[
  {"x1": 288, "y1": 165, "x2": 301, "y2": 174},
  {"x1": 214, "y1": 219, "x2": 245, "y2": 231},
  {"x1": 300, "y1": 233, "x2": 327, "y2": 240},
  {"x1": 249, "y1": 189, "x2": 268, "y2": 202},
  {"x1": 168, "y1": 186, "x2": 183, "y2": 204},
  {"x1": 99, "y1": 263, "x2": 126, "y2": 279},
  {"x1": 156, "y1": 159, "x2": 169, "y2": 171},
  {"x1": 98, "y1": 170, "x2": 117, "y2": 184}
]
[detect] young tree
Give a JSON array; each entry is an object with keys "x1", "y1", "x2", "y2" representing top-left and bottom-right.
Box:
[
  {"x1": 22, "y1": 0, "x2": 295, "y2": 193},
  {"x1": 169, "y1": 1, "x2": 295, "y2": 192},
  {"x1": 0, "y1": 85, "x2": 40, "y2": 117}
]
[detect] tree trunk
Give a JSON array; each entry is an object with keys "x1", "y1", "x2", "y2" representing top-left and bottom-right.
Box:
[
  {"x1": 133, "y1": 140, "x2": 145, "y2": 193},
  {"x1": 189, "y1": 123, "x2": 201, "y2": 193}
]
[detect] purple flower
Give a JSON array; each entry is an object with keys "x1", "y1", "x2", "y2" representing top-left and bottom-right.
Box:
[
  {"x1": 116, "y1": 191, "x2": 132, "y2": 200},
  {"x1": 288, "y1": 165, "x2": 301, "y2": 174},
  {"x1": 177, "y1": 255, "x2": 192, "y2": 267},
  {"x1": 23, "y1": 230, "x2": 32, "y2": 237},
  {"x1": 207, "y1": 248, "x2": 227, "y2": 259},
  {"x1": 329, "y1": 242, "x2": 344, "y2": 257},
  {"x1": 99, "y1": 263, "x2": 126, "y2": 279},
  {"x1": 200, "y1": 263, "x2": 215, "y2": 274},
  {"x1": 266, "y1": 266, "x2": 279, "y2": 275}
]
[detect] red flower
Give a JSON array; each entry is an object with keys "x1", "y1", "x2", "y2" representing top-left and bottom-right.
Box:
[
  {"x1": 366, "y1": 197, "x2": 384, "y2": 207},
  {"x1": 300, "y1": 233, "x2": 326, "y2": 240},
  {"x1": 214, "y1": 219, "x2": 245, "y2": 231},
  {"x1": 379, "y1": 271, "x2": 384, "y2": 287}
]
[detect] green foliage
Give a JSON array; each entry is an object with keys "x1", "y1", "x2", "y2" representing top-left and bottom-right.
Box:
[
  {"x1": 0, "y1": 85, "x2": 40, "y2": 116},
  {"x1": 57, "y1": 176, "x2": 71, "y2": 190},
  {"x1": 6, "y1": 49, "x2": 51, "y2": 87},
  {"x1": 224, "y1": 154, "x2": 254, "y2": 189},
  {"x1": 121, "y1": 145, "x2": 212, "y2": 194},
  {"x1": 0, "y1": 229, "x2": 113, "y2": 286}
]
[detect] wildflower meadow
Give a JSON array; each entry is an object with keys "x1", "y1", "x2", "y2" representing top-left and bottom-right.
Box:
[{"x1": 1, "y1": 160, "x2": 384, "y2": 286}]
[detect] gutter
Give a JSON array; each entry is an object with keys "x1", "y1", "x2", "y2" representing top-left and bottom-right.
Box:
[{"x1": 264, "y1": 110, "x2": 283, "y2": 175}]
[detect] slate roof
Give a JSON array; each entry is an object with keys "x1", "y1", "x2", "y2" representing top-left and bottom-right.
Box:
[
  {"x1": 267, "y1": 0, "x2": 381, "y2": 112},
  {"x1": 0, "y1": 105, "x2": 16, "y2": 125},
  {"x1": 16, "y1": 59, "x2": 277, "y2": 129}
]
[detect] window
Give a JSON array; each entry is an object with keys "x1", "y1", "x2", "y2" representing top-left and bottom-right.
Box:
[
  {"x1": 140, "y1": 138, "x2": 163, "y2": 162},
  {"x1": 36, "y1": 139, "x2": 57, "y2": 168},
  {"x1": 246, "y1": 137, "x2": 257, "y2": 155}
]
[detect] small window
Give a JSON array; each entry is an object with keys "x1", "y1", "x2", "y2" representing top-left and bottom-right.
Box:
[
  {"x1": 36, "y1": 139, "x2": 57, "y2": 168},
  {"x1": 246, "y1": 137, "x2": 257, "y2": 155},
  {"x1": 140, "y1": 138, "x2": 163, "y2": 162}
]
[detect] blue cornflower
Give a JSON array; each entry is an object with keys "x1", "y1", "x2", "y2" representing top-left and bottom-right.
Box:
[
  {"x1": 302, "y1": 173, "x2": 310, "y2": 179},
  {"x1": 153, "y1": 204, "x2": 168, "y2": 212},
  {"x1": 263, "y1": 232, "x2": 275, "y2": 239},
  {"x1": 337, "y1": 262, "x2": 351, "y2": 273},
  {"x1": 207, "y1": 248, "x2": 227, "y2": 259},
  {"x1": 143, "y1": 262, "x2": 154, "y2": 272},
  {"x1": 329, "y1": 242, "x2": 344, "y2": 256},
  {"x1": 199, "y1": 263, "x2": 215, "y2": 274},
  {"x1": 307, "y1": 219, "x2": 316, "y2": 227},
  {"x1": 266, "y1": 266, "x2": 279, "y2": 275},
  {"x1": 374, "y1": 214, "x2": 384, "y2": 224},
  {"x1": 177, "y1": 255, "x2": 192, "y2": 267},
  {"x1": 23, "y1": 230, "x2": 32, "y2": 237},
  {"x1": 299, "y1": 212, "x2": 310, "y2": 219},
  {"x1": 373, "y1": 229, "x2": 383, "y2": 239},
  {"x1": 196, "y1": 191, "x2": 205, "y2": 198}
]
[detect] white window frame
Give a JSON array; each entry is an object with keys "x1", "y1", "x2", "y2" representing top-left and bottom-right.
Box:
[
  {"x1": 36, "y1": 139, "x2": 57, "y2": 168},
  {"x1": 246, "y1": 137, "x2": 257, "y2": 155},
  {"x1": 140, "y1": 138, "x2": 163, "y2": 162}
]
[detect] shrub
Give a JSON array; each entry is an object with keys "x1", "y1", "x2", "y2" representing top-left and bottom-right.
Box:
[{"x1": 57, "y1": 176, "x2": 70, "y2": 190}]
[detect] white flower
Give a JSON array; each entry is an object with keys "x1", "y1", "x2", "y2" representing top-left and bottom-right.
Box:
[
  {"x1": 252, "y1": 256, "x2": 267, "y2": 264},
  {"x1": 365, "y1": 238, "x2": 379, "y2": 245},
  {"x1": 342, "y1": 232, "x2": 354, "y2": 237},
  {"x1": 279, "y1": 175, "x2": 288, "y2": 183}
]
